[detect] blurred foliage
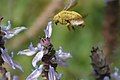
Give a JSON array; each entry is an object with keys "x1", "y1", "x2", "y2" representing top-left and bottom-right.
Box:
[{"x1": 0, "y1": 0, "x2": 113, "y2": 80}]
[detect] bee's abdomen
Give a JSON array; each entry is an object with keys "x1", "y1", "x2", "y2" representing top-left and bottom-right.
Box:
[{"x1": 53, "y1": 10, "x2": 83, "y2": 26}]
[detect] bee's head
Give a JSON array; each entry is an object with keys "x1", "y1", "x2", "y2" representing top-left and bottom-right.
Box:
[{"x1": 53, "y1": 15, "x2": 59, "y2": 25}]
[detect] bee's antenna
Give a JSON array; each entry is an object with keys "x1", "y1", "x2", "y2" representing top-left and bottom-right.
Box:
[{"x1": 63, "y1": 0, "x2": 77, "y2": 10}]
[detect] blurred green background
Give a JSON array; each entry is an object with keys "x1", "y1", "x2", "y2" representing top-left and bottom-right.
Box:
[{"x1": 0, "y1": 0, "x2": 108, "y2": 80}]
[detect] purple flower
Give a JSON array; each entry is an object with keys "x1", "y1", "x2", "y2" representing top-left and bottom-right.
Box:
[
  {"x1": 111, "y1": 67, "x2": 120, "y2": 80},
  {"x1": 5, "y1": 71, "x2": 19, "y2": 80},
  {"x1": 1, "y1": 48, "x2": 23, "y2": 72},
  {"x1": 5, "y1": 72, "x2": 11, "y2": 80},
  {"x1": 48, "y1": 66, "x2": 62, "y2": 80},
  {"x1": 1, "y1": 21, "x2": 27, "y2": 39},
  {"x1": 44, "y1": 21, "x2": 52, "y2": 38},
  {"x1": 103, "y1": 76, "x2": 110, "y2": 80},
  {"x1": 37, "y1": 43, "x2": 43, "y2": 51},
  {"x1": 48, "y1": 66, "x2": 56, "y2": 80},
  {"x1": 18, "y1": 42, "x2": 44, "y2": 67},
  {"x1": 1, "y1": 21, "x2": 11, "y2": 31},
  {"x1": 18, "y1": 43, "x2": 38, "y2": 56},
  {"x1": 32, "y1": 50, "x2": 44, "y2": 67},
  {"x1": 13, "y1": 75, "x2": 19, "y2": 80},
  {"x1": 55, "y1": 73, "x2": 62, "y2": 80},
  {"x1": 18, "y1": 21, "x2": 53, "y2": 67},
  {"x1": 18, "y1": 21, "x2": 71, "y2": 80},
  {"x1": 26, "y1": 65, "x2": 43, "y2": 80},
  {"x1": 55, "y1": 47, "x2": 72, "y2": 66}
]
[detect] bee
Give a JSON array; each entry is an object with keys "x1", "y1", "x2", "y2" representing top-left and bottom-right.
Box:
[{"x1": 53, "y1": 0, "x2": 85, "y2": 30}]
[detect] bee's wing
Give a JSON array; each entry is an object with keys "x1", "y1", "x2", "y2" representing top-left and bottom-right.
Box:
[{"x1": 63, "y1": 0, "x2": 77, "y2": 10}]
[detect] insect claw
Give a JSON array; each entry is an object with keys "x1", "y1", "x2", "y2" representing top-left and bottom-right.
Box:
[
  {"x1": 67, "y1": 26, "x2": 71, "y2": 31},
  {"x1": 81, "y1": 24, "x2": 85, "y2": 28},
  {"x1": 67, "y1": 23, "x2": 71, "y2": 31},
  {"x1": 72, "y1": 26, "x2": 75, "y2": 31},
  {"x1": 55, "y1": 22, "x2": 57, "y2": 25},
  {"x1": 55, "y1": 21, "x2": 58, "y2": 25}
]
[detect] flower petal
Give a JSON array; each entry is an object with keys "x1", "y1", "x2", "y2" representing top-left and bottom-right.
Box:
[
  {"x1": 48, "y1": 66, "x2": 62, "y2": 80},
  {"x1": 44, "y1": 21, "x2": 52, "y2": 38},
  {"x1": 5, "y1": 72, "x2": 11, "y2": 80},
  {"x1": 17, "y1": 49, "x2": 37, "y2": 56},
  {"x1": 13, "y1": 61, "x2": 24, "y2": 72},
  {"x1": 17, "y1": 43, "x2": 38, "y2": 56},
  {"x1": 26, "y1": 65, "x2": 43, "y2": 80},
  {"x1": 18, "y1": 43, "x2": 38, "y2": 56},
  {"x1": 1, "y1": 48, "x2": 16, "y2": 69},
  {"x1": 56, "y1": 47, "x2": 72, "y2": 61},
  {"x1": 1, "y1": 48, "x2": 23, "y2": 71},
  {"x1": 103, "y1": 76, "x2": 110, "y2": 80},
  {"x1": 48, "y1": 66, "x2": 56, "y2": 80},
  {"x1": 32, "y1": 50, "x2": 44, "y2": 67},
  {"x1": 54, "y1": 59, "x2": 68, "y2": 67},
  {"x1": 4, "y1": 32, "x2": 14, "y2": 39},
  {"x1": 6, "y1": 21, "x2": 11, "y2": 30},
  {"x1": 13, "y1": 75, "x2": 19, "y2": 80},
  {"x1": 12, "y1": 26, "x2": 27, "y2": 35},
  {"x1": 111, "y1": 67, "x2": 120, "y2": 80},
  {"x1": 29, "y1": 42, "x2": 36, "y2": 51},
  {"x1": 55, "y1": 47, "x2": 72, "y2": 66},
  {"x1": 4, "y1": 26, "x2": 27, "y2": 39},
  {"x1": 37, "y1": 43, "x2": 43, "y2": 51},
  {"x1": 1, "y1": 21, "x2": 11, "y2": 31},
  {"x1": 55, "y1": 73, "x2": 62, "y2": 80}
]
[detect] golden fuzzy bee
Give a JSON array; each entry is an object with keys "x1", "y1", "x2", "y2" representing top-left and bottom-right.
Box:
[{"x1": 53, "y1": 0, "x2": 85, "y2": 30}]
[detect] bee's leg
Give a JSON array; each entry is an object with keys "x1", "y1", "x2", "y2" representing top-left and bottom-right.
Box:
[
  {"x1": 66, "y1": 23, "x2": 71, "y2": 31},
  {"x1": 66, "y1": 20, "x2": 72, "y2": 31},
  {"x1": 55, "y1": 22, "x2": 58, "y2": 25},
  {"x1": 67, "y1": 26, "x2": 71, "y2": 31},
  {"x1": 55, "y1": 21, "x2": 59, "y2": 25},
  {"x1": 55, "y1": 22, "x2": 57, "y2": 25}
]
